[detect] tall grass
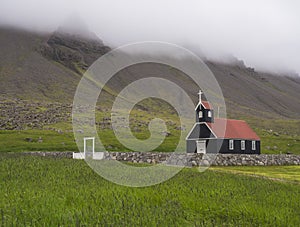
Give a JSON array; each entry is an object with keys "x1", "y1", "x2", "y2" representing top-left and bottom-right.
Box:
[{"x1": 0, "y1": 154, "x2": 299, "y2": 226}]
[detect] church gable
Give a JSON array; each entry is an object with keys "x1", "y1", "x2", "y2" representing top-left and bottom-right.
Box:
[{"x1": 186, "y1": 123, "x2": 216, "y2": 140}]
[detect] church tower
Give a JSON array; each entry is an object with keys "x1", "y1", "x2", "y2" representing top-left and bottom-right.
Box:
[{"x1": 195, "y1": 90, "x2": 214, "y2": 123}]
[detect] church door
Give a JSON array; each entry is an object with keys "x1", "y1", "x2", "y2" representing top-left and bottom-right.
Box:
[{"x1": 196, "y1": 140, "x2": 206, "y2": 154}]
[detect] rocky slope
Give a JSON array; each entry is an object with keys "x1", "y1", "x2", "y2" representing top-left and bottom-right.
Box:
[
  {"x1": 39, "y1": 31, "x2": 110, "y2": 73},
  {"x1": 0, "y1": 26, "x2": 299, "y2": 122}
]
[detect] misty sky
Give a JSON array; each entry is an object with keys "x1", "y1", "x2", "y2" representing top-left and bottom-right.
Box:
[{"x1": 1, "y1": 0, "x2": 299, "y2": 74}]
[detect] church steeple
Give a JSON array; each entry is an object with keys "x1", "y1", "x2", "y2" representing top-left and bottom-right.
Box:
[{"x1": 195, "y1": 90, "x2": 214, "y2": 123}]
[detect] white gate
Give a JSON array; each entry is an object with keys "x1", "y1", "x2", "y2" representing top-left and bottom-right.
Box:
[{"x1": 84, "y1": 137, "x2": 95, "y2": 158}]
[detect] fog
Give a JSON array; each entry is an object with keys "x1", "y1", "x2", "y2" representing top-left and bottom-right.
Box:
[{"x1": 1, "y1": 0, "x2": 299, "y2": 74}]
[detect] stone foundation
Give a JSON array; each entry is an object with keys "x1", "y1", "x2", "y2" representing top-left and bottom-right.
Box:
[
  {"x1": 17, "y1": 151, "x2": 300, "y2": 166},
  {"x1": 104, "y1": 152, "x2": 300, "y2": 166}
]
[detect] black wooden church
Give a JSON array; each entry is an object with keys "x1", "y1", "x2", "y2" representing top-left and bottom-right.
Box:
[{"x1": 186, "y1": 91, "x2": 260, "y2": 154}]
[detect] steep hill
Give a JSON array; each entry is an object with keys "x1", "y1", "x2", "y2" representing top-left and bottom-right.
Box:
[
  {"x1": 0, "y1": 26, "x2": 110, "y2": 102},
  {"x1": 0, "y1": 26, "x2": 299, "y2": 120}
]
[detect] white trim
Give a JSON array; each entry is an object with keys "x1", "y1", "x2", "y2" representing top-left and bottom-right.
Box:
[
  {"x1": 195, "y1": 102, "x2": 201, "y2": 111},
  {"x1": 187, "y1": 138, "x2": 259, "y2": 141},
  {"x1": 252, "y1": 141, "x2": 256, "y2": 150},
  {"x1": 186, "y1": 122, "x2": 260, "y2": 141},
  {"x1": 229, "y1": 139, "x2": 234, "y2": 150},
  {"x1": 84, "y1": 137, "x2": 95, "y2": 158},
  {"x1": 241, "y1": 140, "x2": 245, "y2": 150},
  {"x1": 194, "y1": 102, "x2": 209, "y2": 111},
  {"x1": 187, "y1": 137, "x2": 260, "y2": 141},
  {"x1": 186, "y1": 138, "x2": 218, "y2": 141},
  {"x1": 186, "y1": 122, "x2": 217, "y2": 140},
  {"x1": 203, "y1": 122, "x2": 217, "y2": 138},
  {"x1": 73, "y1": 152, "x2": 84, "y2": 159},
  {"x1": 186, "y1": 124, "x2": 198, "y2": 140}
]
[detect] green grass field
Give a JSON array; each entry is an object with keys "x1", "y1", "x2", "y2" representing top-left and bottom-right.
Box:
[
  {"x1": 0, "y1": 130, "x2": 77, "y2": 152},
  {"x1": 0, "y1": 127, "x2": 299, "y2": 154},
  {"x1": 0, "y1": 100, "x2": 299, "y2": 154},
  {"x1": 212, "y1": 166, "x2": 300, "y2": 182},
  {"x1": 0, "y1": 154, "x2": 300, "y2": 226}
]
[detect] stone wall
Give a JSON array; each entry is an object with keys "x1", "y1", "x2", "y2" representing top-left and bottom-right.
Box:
[
  {"x1": 212, "y1": 154, "x2": 300, "y2": 166},
  {"x1": 19, "y1": 151, "x2": 300, "y2": 166},
  {"x1": 104, "y1": 152, "x2": 300, "y2": 166}
]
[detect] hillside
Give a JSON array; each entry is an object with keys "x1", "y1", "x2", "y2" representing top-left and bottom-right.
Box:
[
  {"x1": 0, "y1": 26, "x2": 110, "y2": 102},
  {"x1": 0, "y1": 26, "x2": 299, "y2": 120}
]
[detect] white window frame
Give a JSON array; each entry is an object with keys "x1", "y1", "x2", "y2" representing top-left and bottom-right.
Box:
[
  {"x1": 229, "y1": 140, "x2": 234, "y2": 150},
  {"x1": 208, "y1": 110, "x2": 212, "y2": 118},
  {"x1": 252, "y1": 141, "x2": 256, "y2": 150},
  {"x1": 241, "y1": 140, "x2": 245, "y2": 150},
  {"x1": 199, "y1": 111, "x2": 203, "y2": 118}
]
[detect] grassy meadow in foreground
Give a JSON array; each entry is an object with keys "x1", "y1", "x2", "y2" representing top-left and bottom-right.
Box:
[{"x1": 0, "y1": 154, "x2": 300, "y2": 226}]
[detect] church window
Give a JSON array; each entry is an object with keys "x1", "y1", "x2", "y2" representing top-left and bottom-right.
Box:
[
  {"x1": 199, "y1": 111, "x2": 203, "y2": 118},
  {"x1": 241, "y1": 140, "x2": 245, "y2": 150},
  {"x1": 208, "y1": 111, "x2": 212, "y2": 118},
  {"x1": 229, "y1": 140, "x2": 234, "y2": 150}
]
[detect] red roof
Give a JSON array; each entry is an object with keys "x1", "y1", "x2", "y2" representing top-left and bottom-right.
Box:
[
  {"x1": 195, "y1": 101, "x2": 213, "y2": 110},
  {"x1": 202, "y1": 101, "x2": 212, "y2": 109},
  {"x1": 207, "y1": 119, "x2": 260, "y2": 140}
]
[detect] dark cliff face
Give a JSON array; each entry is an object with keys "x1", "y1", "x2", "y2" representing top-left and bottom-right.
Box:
[{"x1": 40, "y1": 31, "x2": 111, "y2": 73}]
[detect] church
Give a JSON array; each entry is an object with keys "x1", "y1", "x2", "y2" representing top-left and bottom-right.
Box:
[{"x1": 186, "y1": 91, "x2": 260, "y2": 154}]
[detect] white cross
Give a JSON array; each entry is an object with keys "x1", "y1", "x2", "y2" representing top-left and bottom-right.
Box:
[{"x1": 198, "y1": 90, "x2": 203, "y2": 103}]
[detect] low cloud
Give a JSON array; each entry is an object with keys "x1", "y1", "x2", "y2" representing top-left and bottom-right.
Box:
[{"x1": 1, "y1": 0, "x2": 299, "y2": 74}]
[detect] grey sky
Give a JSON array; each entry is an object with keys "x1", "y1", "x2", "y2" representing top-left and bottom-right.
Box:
[{"x1": 1, "y1": 0, "x2": 299, "y2": 74}]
